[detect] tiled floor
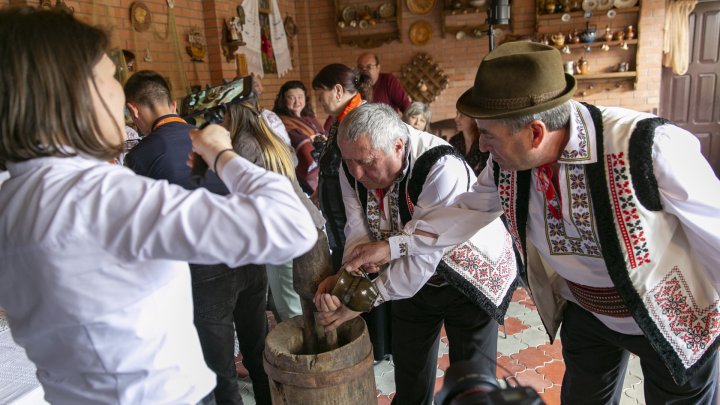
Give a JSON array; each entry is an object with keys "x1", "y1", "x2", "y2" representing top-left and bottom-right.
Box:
[{"x1": 238, "y1": 288, "x2": 648, "y2": 404}]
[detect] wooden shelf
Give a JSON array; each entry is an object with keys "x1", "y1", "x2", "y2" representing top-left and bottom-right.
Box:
[
  {"x1": 537, "y1": 6, "x2": 639, "y2": 21},
  {"x1": 550, "y1": 38, "x2": 638, "y2": 49},
  {"x1": 334, "y1": 0, "x2": 403, "y2": 48},
  {"x1": 575, "y1": 71, "x2": 637, "y2": 79}
]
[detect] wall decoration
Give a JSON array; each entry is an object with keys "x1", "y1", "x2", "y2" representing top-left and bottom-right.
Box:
[
  {"x1": 409, "y1": 20, "x2": 433, "y2": 45},
  {"x1": 186, "y1": 26, "x2": 207, "y2": 62},
  {"x1": 400, "y1": 53, "x2": 450, "y2": 103},
  {"x1": 259, "y1": 8, "x2": 277, "y2": 73},
  {"x1": 223, "y1": 8, "x2": 246, "y2": 62},
  {"x1": 130, "y1": 2, "x2": 152, "y2": 32},
  {"x1": 407, "y1": 0, "x2": 436, "y2": 15}
]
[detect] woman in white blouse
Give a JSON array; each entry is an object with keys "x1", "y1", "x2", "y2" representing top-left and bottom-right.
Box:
[{"x1": 0, "y1": 9, "x2": 316, "y2": 405}]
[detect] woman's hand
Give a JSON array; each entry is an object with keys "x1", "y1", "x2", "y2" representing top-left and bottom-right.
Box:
[{"x1": 188, "y1": 124, "x2": 233, "y2": 168}]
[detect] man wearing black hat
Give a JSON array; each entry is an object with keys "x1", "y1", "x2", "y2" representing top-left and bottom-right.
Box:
[{"x1": 341, "y1": 41, "x2": 720, "y2": 404}]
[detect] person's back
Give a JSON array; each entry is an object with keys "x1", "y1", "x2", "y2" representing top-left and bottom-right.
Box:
[
  {"x1": 0, "y1": 9, "x2": 316, "y2": 404},
  {"x1": 0, "y1": 160, "x2": 212, "y2": 403}
]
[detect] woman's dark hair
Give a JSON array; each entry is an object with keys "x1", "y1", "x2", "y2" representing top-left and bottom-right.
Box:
[
  {"x1": 311, "y1": 63, "x2": 373, "y2": 101},
  {"x1": 0, "y1": 8, "x2": 123, "y2": 169},
  {"x1": 272, "y1": 80, "x2": 315, "y2": 118}
]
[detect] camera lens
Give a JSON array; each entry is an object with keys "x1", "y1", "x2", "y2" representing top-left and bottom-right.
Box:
[{"x1": 435, "y1": 360, "x2": 500, "y2": 405}]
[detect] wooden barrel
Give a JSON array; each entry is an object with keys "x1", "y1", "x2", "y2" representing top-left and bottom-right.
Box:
[{"x1": 263, "y1": 316, "x2": 376, "y2": 404}]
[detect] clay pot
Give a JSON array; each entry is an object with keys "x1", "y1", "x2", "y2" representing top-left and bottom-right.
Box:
[
  {"x1": 545, "y1": 0, "x2": 557, "y2": 14},
  {"x1": 625, "y1": 25, "x2": 635, "y2": 40},
  {"x1": 603, "y1": 26, "x2": 614, "y2": 42},
  {"x1": 570, "y1": 29, "x2": 581, "y2": 43},
  {"x1": 551, "y1": 32, "x2": 566, "y2": 46},
  {"x1": 580, "y1": 23, "x2": 597, "y2": 43},
  {"x1": 577, "y1": 56, "x2": 589, "y2": 75},
  {"x1": 613, "y1": 30, "x2": 625, "y2": 41}
]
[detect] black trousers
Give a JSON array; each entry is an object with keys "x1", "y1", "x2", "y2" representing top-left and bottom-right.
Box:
[
  {"x1": 190, "y1": 263, "x2": 271, "y2": 405},
  {"x1": 391, "y1": 284, "x2": 498, "y2": 405},
  {"x1": 560, "y1": 302, "x2": 719, "y2": 405}
]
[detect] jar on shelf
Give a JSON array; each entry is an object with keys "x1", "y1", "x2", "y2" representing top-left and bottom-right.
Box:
[
  {"x1": 625, "y1": 25, "x2": 635, "y2": 40},
  {"x1": 577, "y1": 55, "x2": 589, "y2": 75}
]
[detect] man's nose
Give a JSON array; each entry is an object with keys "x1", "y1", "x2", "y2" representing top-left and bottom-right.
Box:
[
  {"x1": 347, "y1": 163, "x2": 364, "y2": 180},
  {"x1": 478, "y1": 136, "x2": 491, "y2": 153}
]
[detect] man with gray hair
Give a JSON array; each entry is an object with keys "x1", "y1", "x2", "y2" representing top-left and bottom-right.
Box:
[
  {"x1": 314, "y1": 103, "x2": 517, "y2": 404},
  {"x1": 341, "y1": 42, "x2": 720, "y2": 404}
]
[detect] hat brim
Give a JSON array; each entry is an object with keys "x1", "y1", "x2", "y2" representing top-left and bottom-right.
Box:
[{"x1": 456, "y1": 73, "x2": 577, "y2": 119}]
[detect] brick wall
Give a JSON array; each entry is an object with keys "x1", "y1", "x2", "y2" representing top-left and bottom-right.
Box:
[{"x1": 1, "y1": 0, "x2": 665, "y2": 121}]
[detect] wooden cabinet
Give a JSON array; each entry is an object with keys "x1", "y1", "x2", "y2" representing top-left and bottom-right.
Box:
[
  {"x1": 334, "y1": 0, "x2": 403, "y2": 48},
  {"x1": 535, "y1": 5, "x2": 640, "y2": 96},
  {"x1": 440, "y1": 0, "x2": 512, "y2": 40}
]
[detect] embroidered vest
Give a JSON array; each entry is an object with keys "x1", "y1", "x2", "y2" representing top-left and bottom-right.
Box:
[
  {"x1": 344, "y1": 129, "x2": 518, "y2": 324},
  {"x1": 494, "y1": 103, "x2": 720, "y2": 384}
]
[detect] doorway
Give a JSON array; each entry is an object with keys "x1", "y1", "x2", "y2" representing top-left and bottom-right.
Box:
[{"x1": 659, "y1": 0, "x2": 720, "y2": 176}]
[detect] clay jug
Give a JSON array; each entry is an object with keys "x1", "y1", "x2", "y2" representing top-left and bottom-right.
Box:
[
  {"x1": 551, "y1": 32, "x2": 566, "y2": 46},
  {"x1": 603, "y1": 26, "x2": 613, "y2": 42},
  {"x1": 625, "y1": 25, "x2": 635, "y2": 40},
  {"x1": 570, "y1": 29, "x2": 581, "y2": 43},
  {"x1": 545, "y1": 0, "x2": 557, "y2": 14},
  {"x1": 577, "y1": 56, "x2": 589, "y2": 75}
]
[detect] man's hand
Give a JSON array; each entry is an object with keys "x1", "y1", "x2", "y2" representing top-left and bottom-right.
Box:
[
  {"x1": 313, "y1": 293, "x2": 361, "y2": 332},
  {"x1": 342, "y1": 241, "x2": 391, "y2": 276},
  {"x1": 188, "y1": 124, "x2": 233, "y2": 167},
  {"x1": 314, "y1": 274, "x2": 339, "y2": 301}
]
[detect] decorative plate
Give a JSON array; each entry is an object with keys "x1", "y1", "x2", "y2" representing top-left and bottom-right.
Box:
[
  {"x1": 378, "y1": 2, "x2": 396, "y2": 18},
  {"x1": 613, "y1": 0, "x2": 638, "y2": 8},
  {"x1": 582, "y1": 0, "x2": 598, "y2": 11},
  {"x1": 130, "y1": 2, "x2": 151, "y2": 32},
  {"x1": 407, "y1": 0, "x2": 436, "y2": 15},
  {"x1": 595, "y1": 0, "x2": 614, "y2": 11},
  {"x1": 409, "y1": 20, "x2": 432, "y2": 45},
  {"x1": 341, "y1": 6, "x2": 357, "y2": 24}
]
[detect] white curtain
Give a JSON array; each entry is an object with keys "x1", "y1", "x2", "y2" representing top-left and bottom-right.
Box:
[
  {"x1": 239, "y1": 0, "x2": 263, "y2": 77},
  {"x1": 662, "y1": 0, "x2": 697, "y2": 75}
]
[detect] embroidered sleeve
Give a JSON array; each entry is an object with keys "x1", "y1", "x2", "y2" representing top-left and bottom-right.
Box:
[{"x1": 388, "y1": 232, "x2": 410, "y2": 259}]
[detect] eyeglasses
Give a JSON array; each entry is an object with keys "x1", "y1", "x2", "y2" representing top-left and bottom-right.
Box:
[{"x1": 357, "y1": 63, "x2": 378, "y2": 70}]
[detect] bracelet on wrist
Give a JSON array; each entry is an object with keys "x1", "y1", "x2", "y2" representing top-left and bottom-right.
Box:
[{"x1": 213, "y1": 148, "x2": 235, "y2": 174}]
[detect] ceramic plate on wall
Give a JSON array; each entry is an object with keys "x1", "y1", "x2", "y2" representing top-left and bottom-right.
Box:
[
  {"x1": 407, "y1": 0, "x2": 436, "y2": 15},
  {"x1": 614, "y1": 0, "x2": 639, "y2": 8},
  {"x1": 595, "y1": 0, "x2": 614, "y2": 10},
  {"x1": 582, "y1": 0, "x2": 598, "y2": 11},
  {"x1": 378, "y1": 2, "x2": 396, "y2": 18},
  {"x1": 409, "y1": 20, "x2": 432, "y2": 45}
]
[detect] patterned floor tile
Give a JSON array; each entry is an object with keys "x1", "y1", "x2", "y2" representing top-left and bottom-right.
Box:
[{"x1": 512, "y1": 347, "x2": 553, "y2": 369}]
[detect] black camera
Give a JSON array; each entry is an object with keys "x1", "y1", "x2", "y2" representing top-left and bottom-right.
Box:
[{"x1": 435, "y1": 360, "x2": 545, "y2": 405}]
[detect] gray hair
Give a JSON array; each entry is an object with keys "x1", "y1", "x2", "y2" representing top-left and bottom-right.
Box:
[
  {"x1": 338, "y1": 103, "x2": 409, "y2": 155},
  {"x1": 498, "y1": 101, "x2": 572, "y2": 135},
  {"x1": 403, "y1": 102, "x2": 432, "y2": 127}
]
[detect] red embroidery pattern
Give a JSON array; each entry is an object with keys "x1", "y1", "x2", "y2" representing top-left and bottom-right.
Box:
[
  {"x1": 497, "y1": 169, "x2": 524, "y2": 257},
  {"x1": 443, "y1": 232, "x2": 516, "y2": 305},
  {"x1": 645, "y1": 267, "x2": 720, "y2": 367},
  {"x1": 606, "y1": 152, "x2": 650, "y2": 268}
]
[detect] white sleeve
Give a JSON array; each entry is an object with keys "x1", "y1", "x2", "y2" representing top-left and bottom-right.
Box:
[
  {"x1": 375, "y1": 156, "x2": 480, "y2": 302},
  {"x1": 388, "y1": 159, "x2": 503, "y2": 259},
  {"x1": 92, "y1": 156, "x2": 317, "y2": 267},
  {"x1": 653, "y1": 125, "x2": 720, "y2": 289}
]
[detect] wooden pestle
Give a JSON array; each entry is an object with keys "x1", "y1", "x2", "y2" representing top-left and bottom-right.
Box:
[{"x1": 292, "y1": 229, "x2": 339, "y2": 353}]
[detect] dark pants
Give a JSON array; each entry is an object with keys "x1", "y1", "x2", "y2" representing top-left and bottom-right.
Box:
[
  {"x1": 190, "y1": 263, "x2": 271, "y2": 405},
  {"x1": 362, "y1": 301, "x2": 393, "y2": 361},
  {"x1": 391, "y1": 284, "x2": 498, "y2": 405},
  {"x1": 560, "y1": 302, "x2": 719, "y2": 405}
]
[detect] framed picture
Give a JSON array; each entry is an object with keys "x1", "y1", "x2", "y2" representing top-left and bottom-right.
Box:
[{"x1": 258, "y1": 0, "x2": 271, "y2": 13}]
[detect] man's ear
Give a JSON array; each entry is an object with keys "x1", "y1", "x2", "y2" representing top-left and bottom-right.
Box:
[
  {"x1": 529, "y1": 120, "x2": 547, "y2": 149},
  {"x1": 169, "y1": 100, "x2": 178, "y2": 113},
  {"x1": 393, "y1": 138, "x2": 404, "y2": 157},
  {"x1": 126, "y1": 102, "x2": 140, "y2": 119}
]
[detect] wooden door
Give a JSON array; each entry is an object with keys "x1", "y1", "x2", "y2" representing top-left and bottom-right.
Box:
[{"x1": 660, "y1": 0, "x2": 720, "y2": 176}]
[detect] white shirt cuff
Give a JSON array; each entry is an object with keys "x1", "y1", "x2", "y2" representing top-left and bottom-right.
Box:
[{"x1": 388, "y1": 233, "x2": 409, "y2": 260}]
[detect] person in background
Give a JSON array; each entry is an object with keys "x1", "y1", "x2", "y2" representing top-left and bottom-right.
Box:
[
  {"x1": 0, "y1": 8, "x2": 316, "y2": 405},
  {"x1": 314, "y1": 104, "x2": 516, "y2": 405},
  {"x1": 357, "y1": 52, "x2": 411, "y2": 114},
  {"x1": 273, "y1": 80, "x2": 324, "y2": 195},
  {"x1": 223, "y1": 88, "x2": 326, "y2": 325},
  {"x1": 403, "y1": 101, "x2": 432, "y2": 132},
  {"x1": 123, "y1": 70, "x2": 272, "y2": 405},
  {"x1": 449, "y1": 111, "x2": 489, "y2": 176},
  {"x1": 340, "y1": 41, "x2": 720, "y2": 405},
  {"x1": 312, "y1": 64, "x2": 394, "y2": 364}
]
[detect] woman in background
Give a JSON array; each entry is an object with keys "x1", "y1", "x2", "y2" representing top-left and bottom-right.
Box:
[
  {"x1": 0, "y1": 8, "x2": 315, "y2": 404},
  {"x1": 450, "y1": 111, "x2": 490, "y2": 175},
  {"x1": 311, "y1": 64, "x2": 392, "y2": 364},
  {"x1": 273, "y1": 80, "x2": 324, "y2": 195},
  {"x1": 403, "y1": 101, "x2": 432, "y2": 132}
]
